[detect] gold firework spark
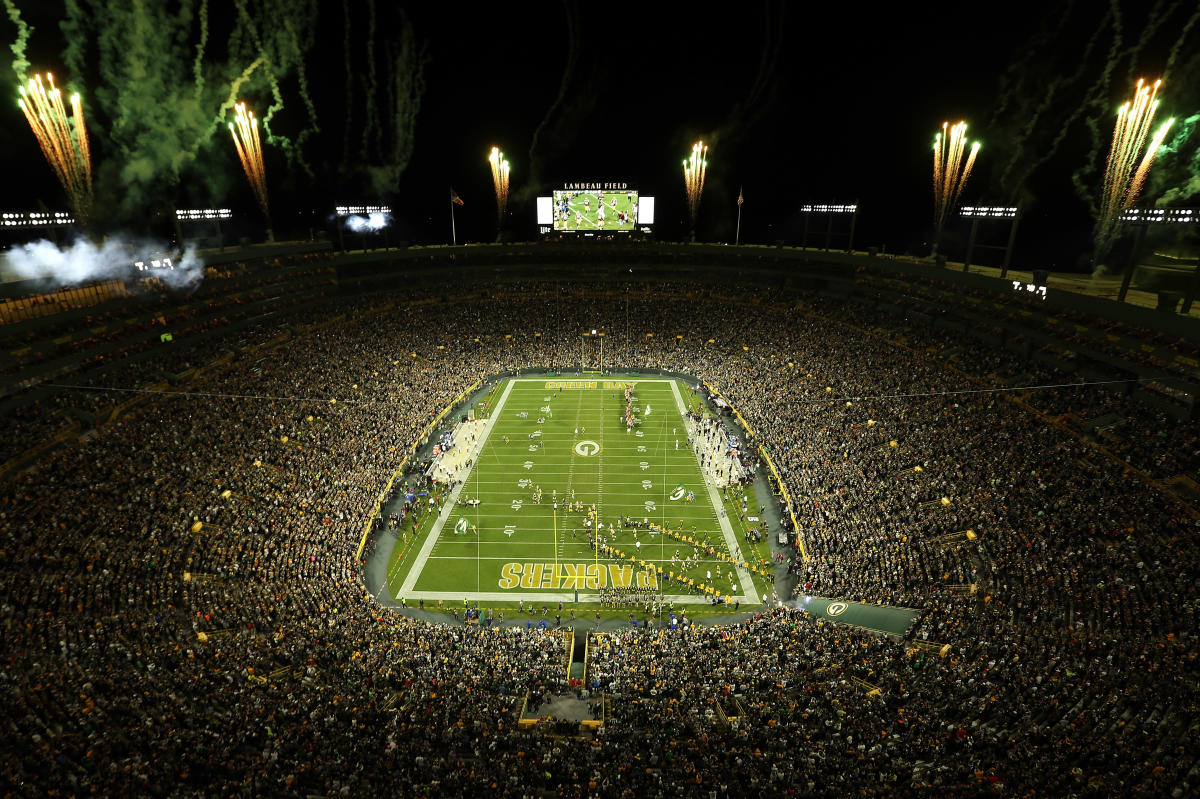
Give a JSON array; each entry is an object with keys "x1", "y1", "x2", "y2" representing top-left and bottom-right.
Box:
[
  {"x1": 18, "y1": 72, "x2": 93, "y2": 222},
  {"x1": 229, "y1": 102, "x2": 269, "y2": 220},
  {"x1": 932, "y1": 121, "x2": 979, "y2": 242},
  {"x1": 1096, "y1": 78, "x2": 1174, "y2": 255},
  {"x1": 488, "y1": 146, "x2": 511, "y2": 220},
  {"x1": 683, "y1": 140, "x2": 708, "y2": 230}
]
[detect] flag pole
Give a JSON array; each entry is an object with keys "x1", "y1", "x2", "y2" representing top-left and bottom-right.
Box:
[
  {"x1": 735, "y1": 186, "x2": 743, "y2": 245},
  {"x1": 451, "y1": 190, "x2": 458, "y2": 246}
]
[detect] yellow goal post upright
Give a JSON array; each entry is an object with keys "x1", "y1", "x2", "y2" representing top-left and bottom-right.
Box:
[{"x1": 581, "y1": 329, "x2": 605, "y2": 374}]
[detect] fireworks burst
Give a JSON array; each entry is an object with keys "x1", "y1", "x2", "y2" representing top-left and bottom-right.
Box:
[
  {"x1": 932, "y1": 121, "x2": 980, "y2": 249},
  {"x1": 18, "y1": 73, "x2": 93, "y2": 223},
  {"x1": 229, "y1": 102, "x2": 269, "y2": 220},
  {"x1": 683, "y1": 140, "x2": 708, "y2": 232},
  {"x1": 1095, "y1": 78, "x2": 1174, "y2": 259},
  {"x1": 488, "y1": 146, "x2": 511, "y2": 221}
]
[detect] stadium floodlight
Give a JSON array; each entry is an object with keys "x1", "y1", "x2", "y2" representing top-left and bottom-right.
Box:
[
  {"x1": 335, "y1": 205, "x2": 391, "y2": 216},
  {"x1": 175, "y1": 208, "x2": 232, "y2": 220},
  {"x1": 334, "y1": 205, "x2": 394, "y2": 252},
  {"x1": 960, "y1": 206, "x2": 1016, "y2": 219},
  {"x1": 1119, "y1": 207, "x2": 1197, "y2": 224},
  {"x1": 953, "y1": 205, "x2": 1023, "y2": 277},
  {"x1": 2, "y1": 210, "x2": 75, "y2": 227},
  {"x1": 174, "y1": 208, "x2": 232, "y2": 252},
  {"x1": 799, "y1": 204, "x2": 857, "y2": 214}
]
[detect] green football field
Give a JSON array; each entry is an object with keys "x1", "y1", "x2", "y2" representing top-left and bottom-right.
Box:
[
  {"x1": 387, "y1": 377, "x2": 771, "y2": 606},
  {"x1": 552, "y1": 190, "x2": 637, "y2": 231}
]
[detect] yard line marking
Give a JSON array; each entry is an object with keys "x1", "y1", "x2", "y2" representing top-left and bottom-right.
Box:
[
  {"x1": 399, "y1": 379, "x2": 516, "y2": 595},
  {"x1": 561, "y1": 387, "x2": 585, "y2": 562}
]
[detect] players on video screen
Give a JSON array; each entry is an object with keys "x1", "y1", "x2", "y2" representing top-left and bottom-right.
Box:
[{"x1": 553, "y1": 189, "x2": 638, "y2": 231}]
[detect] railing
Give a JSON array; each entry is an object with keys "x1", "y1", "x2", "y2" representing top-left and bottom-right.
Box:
[
  {"x1": 908, "y1": 640, "x2": 953, "y2": 658},
  {"x1": 561, "y1": 631, "x2": 574, "y2": 680},
  {"x1": 581, "y1": 632, "x2": 591, "y2": 690},
  {"x1": 927, "y1": 528, "x2": 978, "y2": 546},
  {"x1": 849, "y1": 675, "x2": 883, "y2": 697}
]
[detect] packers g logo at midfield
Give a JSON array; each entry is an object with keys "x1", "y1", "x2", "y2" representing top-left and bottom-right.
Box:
[
  {"x1": 826, "y1": 601, "x2": 849, "y2": 617},
  {"x1": 574, "y1": 440, "x2": 601, "y2": 457}
]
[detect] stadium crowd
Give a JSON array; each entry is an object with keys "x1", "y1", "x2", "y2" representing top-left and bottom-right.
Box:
[{"x1": 1, "y1": 278, "x2": 1197, "y2": 795}]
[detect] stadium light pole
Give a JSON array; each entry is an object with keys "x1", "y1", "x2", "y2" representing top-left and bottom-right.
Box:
[
  {"x1": 334, "y1": 205, "x2": 392, "y2": 254},
  {"x1": 2, "y1": 210, "x2": 76, "y2": 247},
  {"x1": 735, "y1": 187, "x2": 744, "y2": 246},
  {"x1": 1188, "y1": 256, "x2": 1200, "y2": 315},
  {"x1": 798, "y1": 204, "x2": 857, "y2": 252},
  {"x1": 176, "y1": 208, "x2": 233, "y2": 253},
  {"x1": 957, "y1": 206, "x2": 1019, "y2": 274},
  {"x1": 1116, "y1": 208, "x2": 1198, "y2": 306}
]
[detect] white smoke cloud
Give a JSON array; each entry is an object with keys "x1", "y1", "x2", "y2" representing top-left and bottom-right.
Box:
[
  {"x1": 344, "y1": 212, "x2": 392, "y2": 233},
  {"x1": 2, "y1": 236, "x2": 205, "y2": 289}
]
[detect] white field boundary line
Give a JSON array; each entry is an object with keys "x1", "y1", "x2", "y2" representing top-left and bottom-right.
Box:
[
  {"x1": 671, "y1": 380, "x2": 760, "y2": 604},
  {"x1": 422, "y1": 554, "x2": 741, "y2": 563},
  {"x1": 507, "y1": 378, "x2": 675, "y2": 384},
  {"x1": 399, "y1": 379, "x2": 517, "y2": 595}
]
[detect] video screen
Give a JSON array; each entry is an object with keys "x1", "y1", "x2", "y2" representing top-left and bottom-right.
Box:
[{"x1": 552, "y1": 189, "x2": 639, "y2": 231}]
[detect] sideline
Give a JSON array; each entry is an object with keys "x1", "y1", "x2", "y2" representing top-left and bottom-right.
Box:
[{"x1": 398, "y1": 379, "x2": 517, "y2": 594}]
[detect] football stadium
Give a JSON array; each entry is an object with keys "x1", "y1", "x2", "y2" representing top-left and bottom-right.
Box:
[{"x1": 3, "y1": 3, "x2": 1200, "y2": 797}]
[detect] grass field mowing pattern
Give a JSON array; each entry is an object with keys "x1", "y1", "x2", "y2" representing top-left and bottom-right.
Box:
[{"x1": 391, "y1": 378, "x2": 766, "y2": 604}]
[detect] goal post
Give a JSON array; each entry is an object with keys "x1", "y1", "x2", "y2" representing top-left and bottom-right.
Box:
[{"x1": 581, "y1": 330, "x2": 605, "y2": 374}]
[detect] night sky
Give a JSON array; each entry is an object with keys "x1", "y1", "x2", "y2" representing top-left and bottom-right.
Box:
[{"x1": 2, "y1": 1, "x2": 1198, "y2": 271}]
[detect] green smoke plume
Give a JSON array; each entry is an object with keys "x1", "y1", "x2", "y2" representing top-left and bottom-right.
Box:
[
  {"x1": 2, "y1": 0, "x2": 31, "y2": 81},
  {"x1": 364, "y1": 15, "x2": 426, "y2": 195},
  {"x1": 1153, "y1": 113, "x2": 1200, "y2": 206}
]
